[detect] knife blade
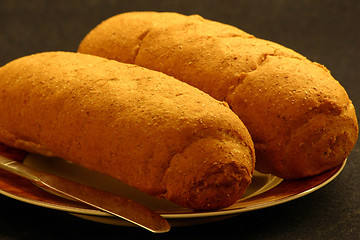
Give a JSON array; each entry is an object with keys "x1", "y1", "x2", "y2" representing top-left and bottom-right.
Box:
[{"x1": 0, "y1": 154, "x2": 170, "y2": 233}]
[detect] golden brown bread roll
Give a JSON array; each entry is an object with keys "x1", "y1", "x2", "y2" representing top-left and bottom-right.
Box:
[
  {"x1": 78, "y1": 11, "x2": 358, "y2": 179},
  {"x1": 0, "y1": 51, "x2": 255, "y2": 210}
]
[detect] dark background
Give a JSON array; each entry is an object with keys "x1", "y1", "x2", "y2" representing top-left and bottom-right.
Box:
[{"x1": 0, "y1": 0, "x2": 359, "y2": 239}]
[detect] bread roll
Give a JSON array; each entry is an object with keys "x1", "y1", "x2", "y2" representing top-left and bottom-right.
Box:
[
  {"x1": 78, "y1": 11, "x2": 358, "y2": 179},
  {"x1": 0, "y1": 51, "x2": 255, "y2": 210}
]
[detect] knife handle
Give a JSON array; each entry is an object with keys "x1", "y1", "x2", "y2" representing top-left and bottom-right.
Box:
[{"x1": 0, "y1": 154, "x2": 171, "y2": 232}]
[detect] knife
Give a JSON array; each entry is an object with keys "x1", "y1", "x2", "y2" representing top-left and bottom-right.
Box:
[{"x1": 0, "y1": 154, "x2": 171, "y2": 233}]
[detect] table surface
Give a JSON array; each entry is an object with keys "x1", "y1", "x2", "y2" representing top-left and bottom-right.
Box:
[{"x1": 0, "y1": 1, "x2": 359, "y2": 239}]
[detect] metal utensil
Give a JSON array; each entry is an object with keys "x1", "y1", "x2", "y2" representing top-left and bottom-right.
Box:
[{"x1": 0, "y1": 154, "x2": 171, "y2": 233}]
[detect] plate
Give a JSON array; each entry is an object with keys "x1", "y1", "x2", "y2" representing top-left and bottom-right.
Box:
[{"x1": 0, "y1": 143, "x2": 346, "y2": 227}]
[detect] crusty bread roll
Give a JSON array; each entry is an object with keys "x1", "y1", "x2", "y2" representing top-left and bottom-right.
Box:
[
  {"x1": 0, "y1": 51, "x2": 255, "y2": 210},
  {"x1": 78, "y1": 11, "x2": 358, "y2": 179}
]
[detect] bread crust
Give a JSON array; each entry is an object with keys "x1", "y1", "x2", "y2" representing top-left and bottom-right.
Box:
[
  {"x1": 78, "y1": 11, "x2": 358, "y2": 179},
  {"x1": 0, "y1": 52, "x2": 255, "y2": 210}
]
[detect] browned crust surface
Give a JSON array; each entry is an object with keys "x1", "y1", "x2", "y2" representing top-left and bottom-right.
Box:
[
  {"x1": 0, "y1": 51, "x2": 255, "y2": 209},
  {"x1": 78, "y1": 11, "x2": 358, "y2": 179}
]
